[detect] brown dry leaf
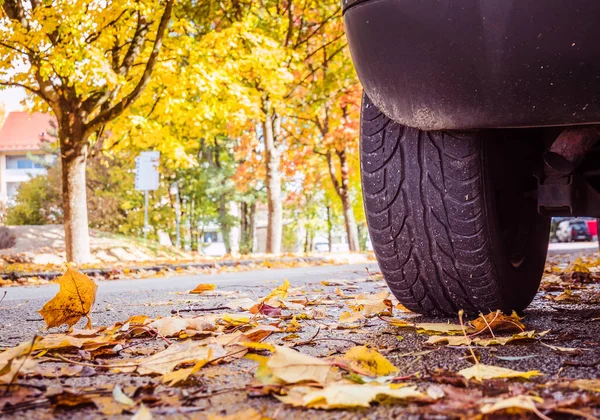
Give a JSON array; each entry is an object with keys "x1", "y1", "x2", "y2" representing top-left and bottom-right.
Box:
[
  {"x1": 48, "y1": 390, "x2": 97, "y2": 409},
  {"x1": 0, "y1": 386, "x2": 43, "y2": 411},
  {"x1": 426, "y1": 331, "x2": 536, "y2": 347},
  {"x1": 148, "y1": 317, "x2": 216, "y2": 337},
  {"x1": 342, "y1": 346, "x2": 398, "y2": 377},
  {"x1": 189, "y1": 283, "x2": 216, "y2": 294},
  {"x1": 471, "y1": 311, "x2": 525, "y2": 334},
  {"x1": 38, "y1": 268, "x2": 98, "y2": 329}
]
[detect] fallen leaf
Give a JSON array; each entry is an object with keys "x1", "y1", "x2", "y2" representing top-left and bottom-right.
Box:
[
  {"x1": 342, "y1": 346, "x2": 398, "y2": 377},
  {"x1": 278, "y1": 383, "x2": 428, "y2": 409},
  {"x1": 38, "y1": 269, "x2": 98, "y2": 329},
  {"x1": 133, "y1": 340, "x2": 219, "y2": 375},
  {"x1": 458, "y1": 364, "x2": 542, "y2": 381},
  {"x1": 132, "y1": 404, "x2": 153, "y2": 420},
  {"x1": 208, "y1": 408, "x2": 265, "y2": 420},
  {"x1": 568, "y1": 379, "x2": 600, "y2": 393},
  {"x1": 262, "y1": 279, "x2": 290, "y2": 302},
  {"x1": 189, "y1": 283, "x2": 216, "y2": 294},
  {"x1": 339, "y1": 311, "x2": 364, "y2": 324},
  {"x1": 162, "y1": 360, "x2": 207, "y2": 386},
  {"x1": 250, "y1": 303, "x2": 281, "y2": 317},
  {"x1": 350, "y1": 291, "x2": 392, "y2": 317},
  {"x1": 540, "y1": 342, "x2": 583, "y2": 355},
  {"x1": 481, "y1": 395, "x2": 544, "y2": 417},
  {"x1": 112, "y1": 385, "x2": 135, "y2": 406},
  {"x1": 148, "y1": 317, "x2": 216, "y2": 337},
  {"x1": 471, "y1": 311, "x2": 525, "y2": 334},
  {"x1": 263, "y1": 346, "x2": 335, "y2": 385}
]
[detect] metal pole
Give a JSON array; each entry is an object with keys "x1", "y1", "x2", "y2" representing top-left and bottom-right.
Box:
[{"x1": 144, "y1": 190, "x2": 149, "y2": 241}]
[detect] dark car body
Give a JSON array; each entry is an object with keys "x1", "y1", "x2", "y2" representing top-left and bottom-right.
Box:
[{"x1": 343, "y1": 0, "x2": 600, "y2": 130}]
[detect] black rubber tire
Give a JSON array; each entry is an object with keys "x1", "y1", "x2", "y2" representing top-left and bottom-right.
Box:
[{"x1": 360, "y1": 94, "x2": 551, "y2": 316}]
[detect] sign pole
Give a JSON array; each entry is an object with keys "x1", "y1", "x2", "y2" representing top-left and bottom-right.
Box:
[{"x1": 144, "y1": 190, "x2": 149, "y2": 241}]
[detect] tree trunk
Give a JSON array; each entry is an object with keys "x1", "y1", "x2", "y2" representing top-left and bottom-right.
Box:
[
  {"x1": 218, "y1": 197, "x2": 232, "y2": 254},
  {"x1": 60, "y1": 140, "x2": 91, "y2": 264},
  {"x1": 326, "y1": 205, "x2": 333, "y2": 252},
  {"x1": 262, "y1": 100, "x2": 282, "y2": 254},
  {"x1": 240, "y1": 201, "x2": 255, "y2": 255},
  {"x1": 327, "y1": 149, "x2": 359, "y2": 252}
]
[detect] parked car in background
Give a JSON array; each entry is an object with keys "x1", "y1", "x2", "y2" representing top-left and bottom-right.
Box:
[{"x1": 556, "y1": 219, "x2": 592, "y2": 242}]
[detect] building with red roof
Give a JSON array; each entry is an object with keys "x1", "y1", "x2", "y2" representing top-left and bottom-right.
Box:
[{"x1": 0, "y1": 112, "x2": 55, "y2": 202}]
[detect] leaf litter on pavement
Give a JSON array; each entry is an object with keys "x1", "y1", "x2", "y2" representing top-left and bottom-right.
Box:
[{"x1": 1, "y1": 259, "x2": 600, "y2": 418}]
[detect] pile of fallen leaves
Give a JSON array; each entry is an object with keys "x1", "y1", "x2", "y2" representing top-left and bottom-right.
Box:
[{"x1": 1, "y1": 267, "x2": 600, "y2": 419}]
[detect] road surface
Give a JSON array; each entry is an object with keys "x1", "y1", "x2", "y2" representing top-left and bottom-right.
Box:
[{"x1": 1, "y1": 259, "x2": 600, "y2": 418}]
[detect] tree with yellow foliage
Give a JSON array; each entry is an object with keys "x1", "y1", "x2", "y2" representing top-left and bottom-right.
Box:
[{"x1": 0, "y1": 0, "x2": 174, "y2": 263}]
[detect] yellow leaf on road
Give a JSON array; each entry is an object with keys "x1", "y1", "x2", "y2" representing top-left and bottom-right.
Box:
[
  {"x1": 350, "y1": 291, "x2": 392, "y2": 317},
  {"x1": 189, "y1": 283, "x2": 216, "y2": 294},
  {"x1": 148, "y1": 317, "x2": 216, "y2": 337},
  {"x1": 266, "y1": 345, "x2": 334, "y2": 385},
  {"x1": 134, "y1": 340, "x2": 219, "y2": 375},
  {"x1": 262, "y1": 279, "x2": 290, "y2": 302},
  {"x1": 342, "y1": 346, "x2": 398, "y2": 377},
  {"x1": 481, "y1": 395, "x2": 544, "y2": 417},
  {"x1": 458, "y1": 364, "x2": 542, "y2": 381},
  {"x1": 278, "y1": 384, "x2": 427, "y2": 409},
  {"x1": 38, "y1": 269, "x2": 97, "y2": 329}
]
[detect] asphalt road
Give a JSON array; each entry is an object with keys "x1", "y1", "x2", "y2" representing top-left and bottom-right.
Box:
[{"x1": 2, "y1": 259, "x2": 600, "y2": 418}]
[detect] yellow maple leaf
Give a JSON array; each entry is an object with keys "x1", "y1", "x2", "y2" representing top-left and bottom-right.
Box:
[
  {"x1": 262, "y1": 279, "x2": 290, "y2": 301},
  {"x1": 458, "y1": 364, "x2": 542, "y2": 381},
  {"x1": 189, "y1": 283, "x2": 216, "y2": 294},
  {"x1": 342, "y1": 346, "x2": 398, "y2": 377},
  {"x1": 38, "y1": 269, "x2": 97, "y2": 329}
]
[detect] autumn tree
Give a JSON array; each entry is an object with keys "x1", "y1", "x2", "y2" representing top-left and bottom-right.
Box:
[
  {"x1": 0, "y1": 0, "x2": 175, "y2": 263},
  {"x1": 286, "y1": 0, "x2": 362, "y2": 251}
]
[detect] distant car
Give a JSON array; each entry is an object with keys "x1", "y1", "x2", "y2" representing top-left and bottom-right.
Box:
[{"x1": 556, "y1": 220, "x2": 592, "y2": 242}]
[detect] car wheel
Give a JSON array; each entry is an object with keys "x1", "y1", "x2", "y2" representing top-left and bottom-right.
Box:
[{"x1": 360, "y1": 94, "x2": 551, "y2": 315}]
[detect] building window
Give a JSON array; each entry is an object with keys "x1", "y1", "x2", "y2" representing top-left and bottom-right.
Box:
[
  {"x1": 6, "y1": 155, "x2": 44, "y2": 170},
  {"x1": 6, "y1": 182, "x2": 20, "y2": 198},
  {"x1": 203, "y1": 232, "x2": 219, "y2": 243}
]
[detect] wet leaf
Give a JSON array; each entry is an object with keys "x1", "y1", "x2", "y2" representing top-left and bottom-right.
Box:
[
  {"x1": 189, "y1": 283, "x2": 216, "y2": 294},
  {"x1": 38, "y1": 269, "x2": 98, "y2": 329},
  {"x1": 458, "y1": 364, "x2": 542, "y2": 381},
  {"x1": 342, "y1": 346, "x2": 398, "y2": 377}
]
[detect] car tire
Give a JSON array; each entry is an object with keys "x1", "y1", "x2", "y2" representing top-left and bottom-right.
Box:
[{"x1": 360, "y1": 94, "x2": 551, "y2": 315}]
